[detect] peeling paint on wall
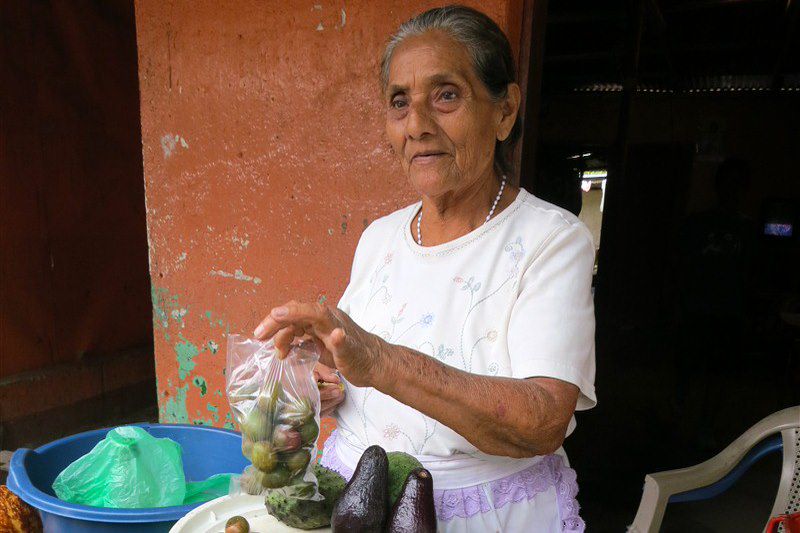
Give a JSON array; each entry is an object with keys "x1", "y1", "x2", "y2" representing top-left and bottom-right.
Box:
[
  {"x1": 193, "y1": 410, "x2": 214, "y2": 426},
  {"x1": 170, "y1": 307, "x2": 188, "y2": 326},
  {"x1": 209, "y1": 268, "x2": 262, "y2": 284},
  {"x1": 151, "y1": 286, "x2": 170, "y2": 328},
  {"x1": 223, "y1": 411, "x2": 236, "y2": 430},
  {"x1": 151, "y1": 287, "x2": 186, "y2": 330},
  {"x1": 164, "y1": 383, "x2": 189, "y2": 423},
  {"x1": 175, "y1": 336, "x2": 199, "y2": 379},
  {"x1": 192, "y1": 375, "x2": 207, "y2": 395},
  {"x1": 160, "y1": 133, "x2": 189, "y2": 159},
  {"x1": 231, "y1": 231, "x2": 250, "y2": 250}
]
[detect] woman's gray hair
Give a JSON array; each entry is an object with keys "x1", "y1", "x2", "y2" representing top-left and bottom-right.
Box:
[{"x1": 380, "y1": 5, "x2": 521, "y2": 176}]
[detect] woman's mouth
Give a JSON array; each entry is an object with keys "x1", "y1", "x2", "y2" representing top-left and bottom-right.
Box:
[{"x1": 411, "y1": 152, "x2": 447, "y2": 164}]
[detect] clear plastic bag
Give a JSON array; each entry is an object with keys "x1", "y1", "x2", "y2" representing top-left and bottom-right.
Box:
[
  {"x1": 52, "y1": 426, "x2": 233, "y2": 508},
  {"x1": 226, "y1": 334, "x2": 322, "y2": 499}
]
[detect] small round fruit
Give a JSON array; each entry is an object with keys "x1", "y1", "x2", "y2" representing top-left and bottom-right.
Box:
[
  {"x1": 225, "y1": 515, "x2": 250, "y2": 533},
  {"x1": 240, "y1": 409, "x2": 270, "y2": 442},
  {"x1": 261, "y1": 465, "x2": 292, "y2": 488},
  {"x1": 251, "y1": 441, "x2": 277, "y2": 472},
  {"x1": 257, "y1": 382, "x2": 283, "y2": 415},
  {"x1": 279, "y1": 398, "x2": 314, "y2": 426},
  {"x1": 272, "y1": 424, "x2": 301, "y2": 452},
  {"x1": 298, "y1": 419, "x2": 319, "y2": 445},
  {"x1": 240, "y1": 468, "x2": 265, "y2": 495},
  {"x1": 284, "y1": 449, "x2": 311, "y2": 474},
  {"x1": 241, "y1": 437, "x2": 254, "y2": 459}
]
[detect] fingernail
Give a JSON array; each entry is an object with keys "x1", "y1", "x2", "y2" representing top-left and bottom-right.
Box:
[
  {"x1": 253, "y1": 324, "x2": 265, "y2": 338},
  {"x1": 272, "y1": 306, "x2": 288, "y2": 318}
]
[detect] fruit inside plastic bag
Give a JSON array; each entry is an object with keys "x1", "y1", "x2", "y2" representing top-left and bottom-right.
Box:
[
  {"x1": 52, "y1": 426, "x2": 233, "y2": 508},
  {"x1": 226, "y1": 334, "x2": 322, "y2": 499}
]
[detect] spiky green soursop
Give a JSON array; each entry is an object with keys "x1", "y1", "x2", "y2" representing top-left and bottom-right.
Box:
[
  {"x1": 387, "y1": 451, "x2": 423, "y2": 506},
  {"x1": 264, "y1": 464, "x2": 346, "y2": 529}
]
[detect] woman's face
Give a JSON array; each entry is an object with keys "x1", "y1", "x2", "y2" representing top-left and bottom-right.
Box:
[{"x1": 384, "y1": 31, "x2": 515, "y2": 198}]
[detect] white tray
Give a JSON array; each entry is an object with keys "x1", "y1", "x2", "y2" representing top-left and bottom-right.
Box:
[{"x1": 170, "y1": 494, "x2": 332, "y2": 533}]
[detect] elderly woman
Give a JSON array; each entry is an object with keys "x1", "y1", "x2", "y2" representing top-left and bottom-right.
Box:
[{"x1": 254, "y1": 5, "x2": 596, "y2": 532}]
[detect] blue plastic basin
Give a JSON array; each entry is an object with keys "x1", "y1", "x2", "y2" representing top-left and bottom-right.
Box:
[{"x1": 7, "y1": 423, "x2": 248, "y2": 532}]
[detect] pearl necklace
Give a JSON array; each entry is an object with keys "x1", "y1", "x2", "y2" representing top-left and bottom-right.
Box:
[{"x1": 416, "y1": 176, "x2": 507, "y2": 246}]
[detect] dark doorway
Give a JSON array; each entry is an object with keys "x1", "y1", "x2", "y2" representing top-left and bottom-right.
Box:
[
  {"x1": 1, "y1": 1, "x2": 155, "y2": 449},
  {"x1": 517, "y1": 0, "x2": 800, "y2": 529}
]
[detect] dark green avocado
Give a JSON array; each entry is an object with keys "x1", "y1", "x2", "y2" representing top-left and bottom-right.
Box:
[
  {"x1": 386, "y1": 468, "x2": 436, "y2": 533},
  {"x1": 330, "y1": 445, "x2": 389, "y2": 532}
]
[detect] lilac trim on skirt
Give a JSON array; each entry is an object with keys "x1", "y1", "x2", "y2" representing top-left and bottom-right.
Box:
[{"x1": 320, "y1": 430, "x2": 585, "y2": 531}]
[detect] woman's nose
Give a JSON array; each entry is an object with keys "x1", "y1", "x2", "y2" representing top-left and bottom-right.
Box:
[{"x1": 405, "y1": 101, "x2": 436, "y2": 140}]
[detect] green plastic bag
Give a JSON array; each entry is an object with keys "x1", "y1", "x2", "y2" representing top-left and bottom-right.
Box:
[{"x1": 52, "y1": 426, "x2": 233, "y2": 508}]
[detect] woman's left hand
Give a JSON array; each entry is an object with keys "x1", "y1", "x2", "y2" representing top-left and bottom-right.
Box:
[{"x1": 253, "y1": 302, "x2": 386, "y2": 388}]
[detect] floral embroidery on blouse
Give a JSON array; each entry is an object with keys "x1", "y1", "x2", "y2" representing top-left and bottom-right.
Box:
[
  {"x1": 383, "y1": 423, "x2": 400, "y2": 440},
  {"x1": 454, "y1": 236, "x2": 526, "y2": 372},
  {"x1": 344, "y1": 233, "x2": 529, "y2": 454}
]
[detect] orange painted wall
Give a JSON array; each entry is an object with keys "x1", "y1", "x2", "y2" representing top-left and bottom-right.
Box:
[{"x1": 134, "y1": 1, "x2": 520, "y2": 434}]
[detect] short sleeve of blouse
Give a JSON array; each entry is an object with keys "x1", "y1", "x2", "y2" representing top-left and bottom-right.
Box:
[{"x1": 507, "y1": 222, "x2": 597, "y2": 410}]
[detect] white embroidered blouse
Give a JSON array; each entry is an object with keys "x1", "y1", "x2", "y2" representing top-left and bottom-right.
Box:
[{"x1": 333, "y1": 188, "x2": 596, "y2": 485}]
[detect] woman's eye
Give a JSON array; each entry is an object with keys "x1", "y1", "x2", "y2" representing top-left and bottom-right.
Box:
[
  {"x1": 441, "y1": 91, "x2": 457, "y2": 101},
  {"x1": 391, "y1": 98, "x2": 407, "y2": 110}
]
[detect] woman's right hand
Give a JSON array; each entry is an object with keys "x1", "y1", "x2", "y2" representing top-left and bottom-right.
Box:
[{"x1": 315, "y1": 362, "x2": 345, "y2": 417}]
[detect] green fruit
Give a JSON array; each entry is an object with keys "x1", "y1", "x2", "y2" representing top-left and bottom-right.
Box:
[
  {"x1": 298, "y1": 419, "x2": 319, "y2": 446},
  {"x1": 314, "y1": 463, "x2": 346, "y2": 502},
  {"x1": 257, "y1": 382, "x2": 283, "y2": 415},
  {"x1": 240, "y1": 468, "x2": 265, "y2": 495},
  {"x1": 241, "y1": 437, "x2": 254, "y2": 459},
  {"x1": 251, "y1": 441, "x2": 277, "y2": 472},
  {"x1": 240, "y1": 409, "x2": 271, "y2": 442},
  {"x1": 283, "y1": 449, "x2": 311, "y2": 474},
  {"x1": 272, "y1": 425, "x2": 301, "y2": 452},
  {"x1": 225, "y1": 515, "x2": 250, "y2": 533},
  {"x1": 264, "y1": 465, "x2": 346, "y2": 529},
  {"x1": 261, "y1": 465, "x2": 292, "y2": 489},
  {"x1": 387, "y1": 451, "x2": 423, "y2": 506},
  {"x1": 279, "y1": 398, "x2": 314, "y2": 426}
]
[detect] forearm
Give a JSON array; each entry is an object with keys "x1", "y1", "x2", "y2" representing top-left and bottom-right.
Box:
[{"x1": 374, "y1": 342, "x2": 576, "y2": 458}]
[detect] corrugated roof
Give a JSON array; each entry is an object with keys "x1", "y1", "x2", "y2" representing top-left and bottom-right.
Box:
[{"x1": 573, "y1": 74, "x2": 800, "y2": 93}]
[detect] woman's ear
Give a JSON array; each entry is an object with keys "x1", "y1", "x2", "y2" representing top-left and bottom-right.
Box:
[{"x1": 497, "y1": 83, "x2": 521, "y2": 142}]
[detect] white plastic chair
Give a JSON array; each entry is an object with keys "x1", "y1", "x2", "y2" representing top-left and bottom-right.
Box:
[{"x1": 629, "y1": 406, "x2": 800, "y2": 532}]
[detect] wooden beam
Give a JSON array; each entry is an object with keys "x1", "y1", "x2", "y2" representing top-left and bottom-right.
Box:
[
  {"x1": 662, "y1": 0, "x2": 772, "y2": 12},
  {"x1": 616, "y1": 0, "x2": 646, "y2": 168},
  {"x1": 547, "y1": 10, "x2": 626, "y2": 24},
  {"x1": 646, "y1": 0, "x2": 677, "y2": 86},
  {"x1": 515, "y1": 0, "x2": 548, "y2": 190},
  {"x1": 594, "y1": 0, "x2": 646, "y2": 314},
  {"x1": 506, "y1": 0, "x2": 525, "y2": 71},
  {"x1": 772, "y1": 0, "x2": 799, "y2": 89}
]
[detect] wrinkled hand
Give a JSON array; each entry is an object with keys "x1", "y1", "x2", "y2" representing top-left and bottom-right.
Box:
[
  {"x1": 253, "y1": 301, "x2": 387, "y2": 388},
  {"x1": 314, "y1": 362, "x2": 345, "y2": 416}
]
